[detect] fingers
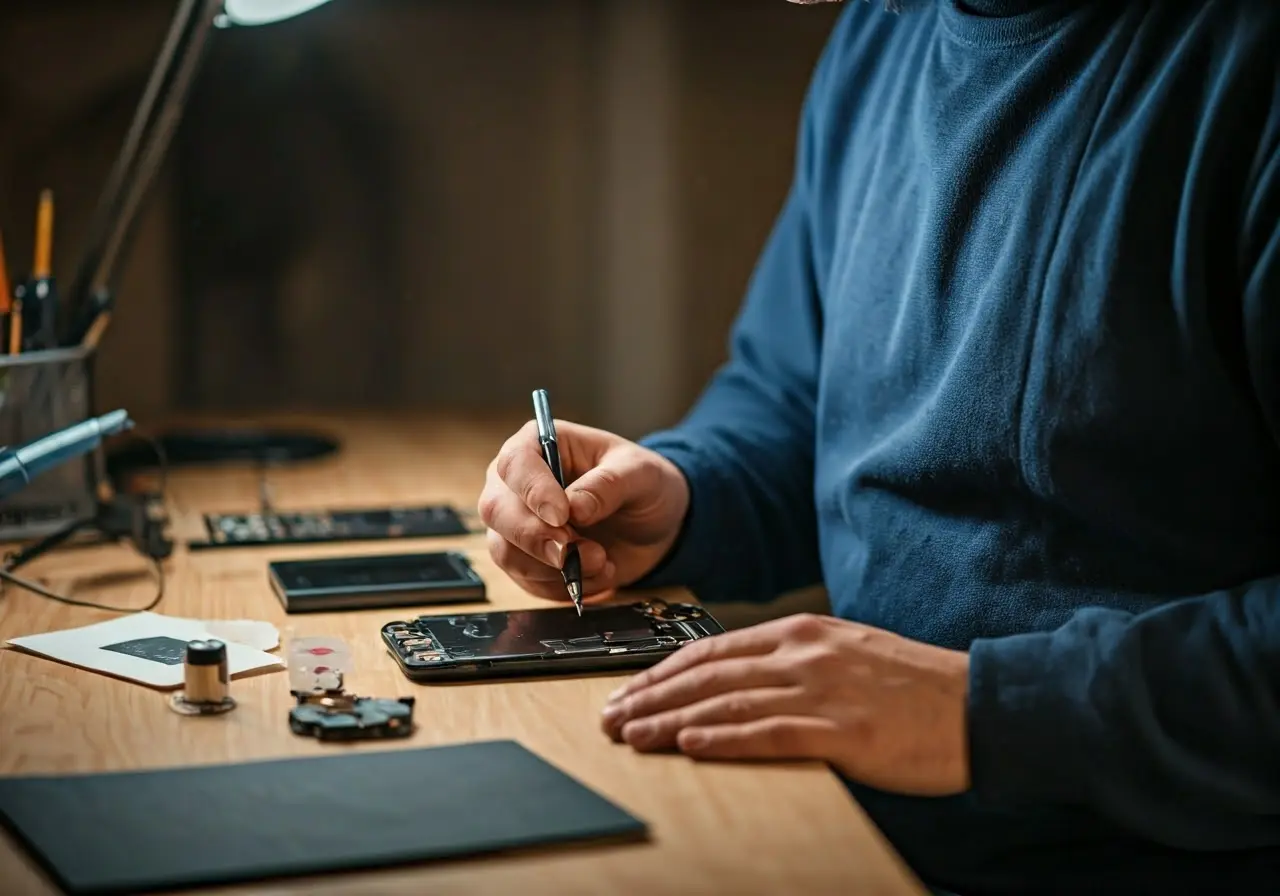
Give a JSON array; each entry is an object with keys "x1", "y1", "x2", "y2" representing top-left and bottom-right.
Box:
[
  {"x1": 600, "y1": 655, "x2": 793, "y2": 741},
  {"x1": 485, "y1": 528, "x2": 616, "y2": 600},
  {"x1": 613, "y1": 686, "x2": 805, "y2": 751},
  {"x1": 482, "y1": 527, "x2": 610, "y2": 580},
  {"x1": 492, "y1": 421, "x2": 571, "y2": 527},
  {"x1": 489, "y1": 419, "x2": 648, "y2": 531},
  {"x1": 608, "y1": 616, "x2": 798, "y2": 701},
  {"x1": 479, "y1": 469, "x2": 573, "y2": 567},
  {"x1": 564, "y1": 446, "x2": 655, "y2": 527},
  {"x1": 676, "y1": 716, "x2": 839, "y2": 761},
  {"x1": 480, "y1": 439, "x2": 621, "y2": 599}
]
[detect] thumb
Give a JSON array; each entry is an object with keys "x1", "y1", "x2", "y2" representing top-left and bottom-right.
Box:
[{"x1": 565, "y1": 448, "x2": 649, "y2": 527}]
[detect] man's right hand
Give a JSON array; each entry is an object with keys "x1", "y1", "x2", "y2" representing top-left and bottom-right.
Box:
[{"x1": 478, "y1": 420, "x2": 690, "y2": 602}]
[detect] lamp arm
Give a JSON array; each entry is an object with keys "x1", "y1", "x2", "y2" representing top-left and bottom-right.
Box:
[
  {"x1": 65, "y1": 0, "x2": 223, "y2": 332},
  {"x1": 66, "y1": 0, "x2": 197, "y2": 314}
]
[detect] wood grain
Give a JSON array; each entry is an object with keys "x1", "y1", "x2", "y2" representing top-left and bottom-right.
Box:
[{"x1": 0, "y1": 414, "x2": 924, "y2": 895}]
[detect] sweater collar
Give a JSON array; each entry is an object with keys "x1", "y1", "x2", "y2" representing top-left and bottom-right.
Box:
[
  {"x1": 956, "y1": 0, "x2": 1057, "y2": 13},
  {"x1": 938, "y1": 0, "x2": 1087, "y2": 45}
]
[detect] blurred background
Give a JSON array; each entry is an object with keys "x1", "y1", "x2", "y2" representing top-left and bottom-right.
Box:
[{"x1": 0, "y1": 0, "x2": 840, "y2": 440}]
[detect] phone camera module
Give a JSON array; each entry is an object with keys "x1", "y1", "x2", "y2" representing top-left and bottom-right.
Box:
[{"x1": 637, "y1": 599, "x2": 704, "y2": 622}]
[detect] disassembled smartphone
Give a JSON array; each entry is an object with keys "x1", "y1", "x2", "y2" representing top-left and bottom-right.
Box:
[{"x1": 382, "y1": 598, "x2": 725, "y2": 682}]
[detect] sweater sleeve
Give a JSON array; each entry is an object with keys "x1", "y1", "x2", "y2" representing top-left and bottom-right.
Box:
[
  {"x1": 630, "y1": 30, "x2": 840, "y2": 605},
  {"x1": 968, "y1": 131, "x2": 1280, "y2": 850}
]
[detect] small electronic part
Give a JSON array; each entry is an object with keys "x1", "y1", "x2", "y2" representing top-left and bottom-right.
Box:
[
  {"x1": 288, "y1": 635, "x2": 352, "y2": 692},
  {"x1": 168, "y1": 638, "x2": 236, "y2": 715},
  {"x1": 284, "y1": 632, "x2": 415, "y2": 740},
  {"x1": 188, "y1": 504, "x2": 469, "y2": 550},
  {"x1": 288, "y1": 674, "x2": 416, "y2": 741}
]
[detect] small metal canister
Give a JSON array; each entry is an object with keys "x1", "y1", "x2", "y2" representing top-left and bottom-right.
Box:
[{"x1": 169, "y1": 638, "x2": 236, "y2": 715}]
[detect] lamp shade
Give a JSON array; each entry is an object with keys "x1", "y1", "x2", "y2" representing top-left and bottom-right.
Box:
[{"x1": 219, "y1": 0, "x2": 333, "y2": 26}]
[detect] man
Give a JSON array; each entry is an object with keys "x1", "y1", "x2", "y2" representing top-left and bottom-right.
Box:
[{"x1": 478, "y1": 0, "x2": 1280, "y2": 892}]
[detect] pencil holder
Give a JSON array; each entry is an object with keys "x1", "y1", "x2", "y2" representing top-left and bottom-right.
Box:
[{"x1": 0, "y1": 344, "x2": 100, "y2": 542}]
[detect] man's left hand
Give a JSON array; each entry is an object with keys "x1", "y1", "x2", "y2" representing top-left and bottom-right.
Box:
[{"x1": 601, "y1": 613, "x2": 972, "y2": 796}]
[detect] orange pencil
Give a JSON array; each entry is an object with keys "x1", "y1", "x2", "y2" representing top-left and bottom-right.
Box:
[
  {"x1": 0, "y1": 229, "x2": 11, "y2": 313},
  {"x1": 34, "y1": 189, "x2": 54, "y2": 279}
]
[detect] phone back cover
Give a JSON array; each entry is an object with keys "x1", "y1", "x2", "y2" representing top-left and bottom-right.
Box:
[{"x1": 0, "y1": 739, "x2": 647, "y2": 895}]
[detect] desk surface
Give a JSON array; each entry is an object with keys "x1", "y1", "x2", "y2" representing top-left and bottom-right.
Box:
[{"x1": 0, "y1": 414, "x2": 924, "y2": 896}]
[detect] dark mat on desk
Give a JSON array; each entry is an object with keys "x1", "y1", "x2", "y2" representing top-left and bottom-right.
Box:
[{"x1": 0, "y1": 739, "x2": 646, "y2": 895}]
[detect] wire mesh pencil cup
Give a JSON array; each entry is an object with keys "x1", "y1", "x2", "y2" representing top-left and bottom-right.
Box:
[{"x1": 0, "y1": 345, "x2": 100, "y2": 542}]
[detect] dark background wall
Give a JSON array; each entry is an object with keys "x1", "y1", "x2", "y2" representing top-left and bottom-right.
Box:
[{"x1": 0, "y1": 0, "x2": 840, "y2": 438}]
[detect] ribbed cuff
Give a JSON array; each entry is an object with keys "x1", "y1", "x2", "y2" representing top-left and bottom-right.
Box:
[
  {"x1": 967, "y1": 633, "x2": 1087, "y2": 808},
  {"x1": 629, "y1": 435, "x2": 721, "y2": 595}
]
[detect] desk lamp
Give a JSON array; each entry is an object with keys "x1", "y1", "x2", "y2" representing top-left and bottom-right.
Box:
[{"x1": 66, "y1": 0, "x2": 340, "y2": 470}]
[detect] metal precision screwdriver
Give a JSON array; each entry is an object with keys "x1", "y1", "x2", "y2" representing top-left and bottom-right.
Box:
[{"x1": 532, "y1": 388, "x2": 584, "y2": 615}]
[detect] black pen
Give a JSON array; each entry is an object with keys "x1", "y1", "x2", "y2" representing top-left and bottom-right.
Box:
[{"x1": 532, "y1": 388, "x2": 584, "y2": 615}]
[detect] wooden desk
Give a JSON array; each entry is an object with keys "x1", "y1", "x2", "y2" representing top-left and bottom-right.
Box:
[{"x1": 0, "y1": 415, "x2": 925, "y2": 896}]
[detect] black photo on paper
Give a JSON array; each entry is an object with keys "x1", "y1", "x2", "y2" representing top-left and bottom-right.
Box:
[{"x1": 100, "y1": 636, "x2": 191, "y2": 665}]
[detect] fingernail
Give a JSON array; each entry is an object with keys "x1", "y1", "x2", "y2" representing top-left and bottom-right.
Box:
[
  {"x1": 623, "y1": 721, "x2": 654, "y2": 747},
  {"x1": 545, "y1": 541, "x2": 564, "y2": 567},
  {"x1": 681, "y1": 729, "x2": 707, "y2": 749},
  {"x1": 535, "y1": 503, "x2": 563, "y2": 526},
  {"x1": 601, "y1": 702, "x2": 622, "y2": 721},
  {"x1": 606, "y1": 686, "x2": 626, "y2": 702},
  {"x1": 571, "y1": 490, "x2": 600, "y2": 521}
]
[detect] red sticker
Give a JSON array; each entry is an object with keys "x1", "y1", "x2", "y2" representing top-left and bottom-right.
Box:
[{"x1": 307, "y1": 647, "x2": 334, "y2": 656}]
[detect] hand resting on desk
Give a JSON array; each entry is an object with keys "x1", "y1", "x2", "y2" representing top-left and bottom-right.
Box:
[{"x1": 602, "y1": 612, "x2": 972, "y2": 797}]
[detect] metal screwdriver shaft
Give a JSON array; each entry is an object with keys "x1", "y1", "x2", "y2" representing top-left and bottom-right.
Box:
[{"x1": 532, "y1": 389, "x2": 584, "y2": 615}]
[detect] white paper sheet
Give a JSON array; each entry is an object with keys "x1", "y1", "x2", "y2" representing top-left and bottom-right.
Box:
[
  {"x1": 5, "y1": 612, "x2": 284, "y2": 689},
  {"x1": 190, "y1": 618, "x2": 280, "y2": 652}
]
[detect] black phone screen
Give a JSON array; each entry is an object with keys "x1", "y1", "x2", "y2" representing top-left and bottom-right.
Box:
[{"x1": 272, "y1": 553, "x2": 470, "y2": 592}]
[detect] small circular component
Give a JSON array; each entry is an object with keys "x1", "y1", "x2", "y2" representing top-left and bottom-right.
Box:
[{"x1": 289, "y1": 695, "x2": 416, "y2": 741}]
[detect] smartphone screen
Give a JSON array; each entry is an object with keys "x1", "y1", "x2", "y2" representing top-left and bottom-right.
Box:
[{"x1": 272, "y1": 553, "x2": 471, "y2": 592}]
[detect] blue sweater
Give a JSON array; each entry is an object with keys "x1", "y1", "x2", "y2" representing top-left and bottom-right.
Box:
[{"x1": 637, "y1": 1, "x2": 1280, "y2": 892}]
